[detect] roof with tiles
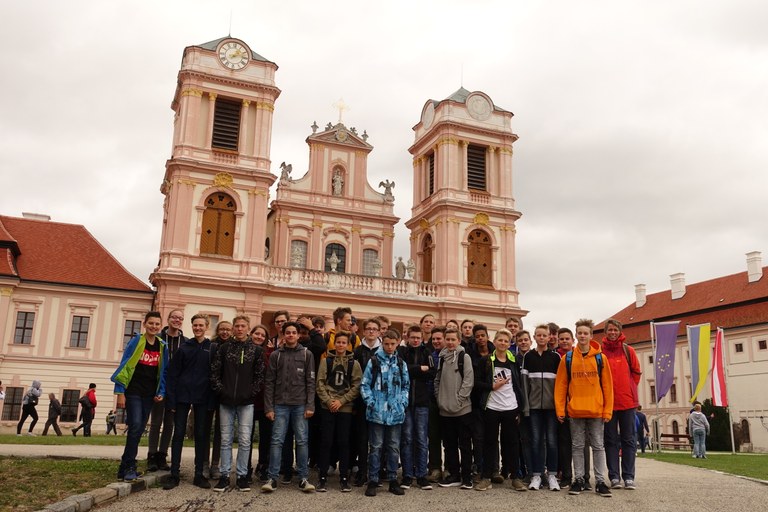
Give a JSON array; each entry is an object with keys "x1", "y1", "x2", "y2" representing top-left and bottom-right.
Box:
[
  {"x1": 0, "y1": 215, "x2": 152, "y2": 293},
  {"x1": 595, "y1": 267, "x2": 768, "y2": 344}
]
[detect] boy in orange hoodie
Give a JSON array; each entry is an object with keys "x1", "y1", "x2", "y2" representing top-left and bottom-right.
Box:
[{"x1": 555, "y1": 319, "x2": 614, "y2": 498}]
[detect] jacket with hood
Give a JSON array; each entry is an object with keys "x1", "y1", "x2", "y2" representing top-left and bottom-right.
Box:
[
  {"x1": 688, "y1": 410, "x2": 710, "y2": 434},
  {"x1": 360, "y1": 346, "x2": 410, "y2": 425},
  {"x1": 554, "y1": 340, "x2": 614, "y2": 421},
  {"x1": 160, "y1": 326, "x2": 186, "y2": 362},
  {"x1": 398, "y1": 343, "x2": 436, "y2": 408},
  {"x1": 434, "y1": 346, "x2": 474, "y2": 417},
  {"x1": 475, "y1": 351, "x2": 526, "y2": 412},
  {"x1": 264, "y1": 344, "x2": 316, "y2": 413},
  {"x1": 601, "y1": 334, "x2": 641, "y2": 411},
  {"x1": 23, "y1": 381, "x2": 42, "y2": 405},
  {"x1": 354, "y1": 338, "x2": 381, "y2": 407},
  {"x1": 111, "y1": 334, "x2": 169, "y2": 397},
  {"x1": 210, "y1": 338, "x2": 265, "y2": 407},
  {"x1": 166, "y1": 337, "x2": 214, "y2": 409},
  {"x1": 520, "y1": 348, "x2": 561, "y2": 415},
  {"x1": 316, "y1": 351, "x2": 362, "y2": 413}
]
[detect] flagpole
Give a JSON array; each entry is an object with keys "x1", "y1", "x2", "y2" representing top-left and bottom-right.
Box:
[
  {"x1": 651, "y1": 321, "x2": 660, "y2": 453},
  {"x1": 720, "y1": 327, "x2": 736, "y2": 454}
]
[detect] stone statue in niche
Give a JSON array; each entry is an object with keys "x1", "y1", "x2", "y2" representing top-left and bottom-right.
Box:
[
  {"x1": 332, "y1": 170, "x2": 344, "y2": 196},
  {"x1": 379, "y1": 179, "x2": 395, "y2": 203},
  {"x1": 327, "y1": 250, "x2": 340, "y2": 272},
  {"x1": 279, "y1": 162, "x2": 292, "y2": 185},
  {"x1": 291, "y1": 245, "x2": 304, "y2": 268},
  {"x1": 395, "y1": 257, "x2": 406, "y2": 279},
  {"x1": 406, "y1": 258, "x2": 416, "y2": 279}
]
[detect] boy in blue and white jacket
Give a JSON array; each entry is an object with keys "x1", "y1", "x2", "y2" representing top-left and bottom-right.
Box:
[{"x1": 360, "y1": 329, "x2": 410, "y2": 497}]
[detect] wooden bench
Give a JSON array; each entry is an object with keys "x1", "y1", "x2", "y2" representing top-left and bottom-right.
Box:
[{"x1": 657, "y1": 433, "x2": 692, "y2": 450}]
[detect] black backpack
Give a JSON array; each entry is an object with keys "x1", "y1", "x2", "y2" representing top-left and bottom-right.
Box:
[
  {"x1": 437, "y1": 351, "x2": 465, "y2": 379},
  {"x1": 78, "y1": 395, "x2": 92, "y2": 409}
]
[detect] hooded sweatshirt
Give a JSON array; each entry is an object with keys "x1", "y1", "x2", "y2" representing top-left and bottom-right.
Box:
[
  {"x1": 23, "y1": 381, "x2": 42, "y2": 405},
  {"x1": 434, "y1": 346, "x2": 474, "y2": 417},
  {"x1": 601, "y1": 334, "x2": 641, "y2": 411},
  {"x1": 554, "y1": 340, "x2": 614, "y2": 421},
  {"x1": 316, "y1": 351, "x2": 362, "y2": 413},
  {"x1": 688, "y1": 410, "x2": 710, "y2": 434},
  {"x1": 360, "y1": 346, "x2": 410, "y2": 425}
]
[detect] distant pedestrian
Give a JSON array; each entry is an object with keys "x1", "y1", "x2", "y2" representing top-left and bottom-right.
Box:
[
  {"x1": 16, "y1": 380, "x2": 42, "y2": 436},
  {"x1": 72, "y1": 383, "x2": 97, "y2": 437},
  {"x1": 636, "y1": 406, "x2": 650, "y2": 453},
  {"x1": 42, "y1": 393, "x2": 63, "y2": 436},
  {"x1": 106, "y1": 410, "x2": 118, "y2": 435},
  {"x1": 688, "y1": 404, "x2": 710, "y2": 459}
]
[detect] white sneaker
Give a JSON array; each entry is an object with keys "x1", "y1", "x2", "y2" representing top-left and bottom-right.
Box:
[
  {"x1": 529, "y1": 474, "x2": 542, "y2": 490},
  {"x1": 547, "y1": 474, "x2": 560, "y2": 491}
]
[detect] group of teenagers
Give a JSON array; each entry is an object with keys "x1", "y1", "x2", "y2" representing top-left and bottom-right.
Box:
[{"x1": 111, "y1": 307, "x2": 643, "y2": 499}]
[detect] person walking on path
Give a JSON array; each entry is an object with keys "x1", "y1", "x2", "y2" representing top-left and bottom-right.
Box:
[
  {"x1": 636, "y1": 406, "x2": 650, "y2": 454},
  {"x1": 16, "y1": 380, "x2": 42, "y2": 436},
  {"x1": 72, "y1": 383, "x2": 97, "y2": 437},
  {"x1": 42, "y1": 392, "x2": 63, "y2": 436},
  {"x1": 688, "y1": 403, "x2": 710, "y2": 458},
  {"x1": 106, "y1": 410, "x2": 118, "y2": 435}
]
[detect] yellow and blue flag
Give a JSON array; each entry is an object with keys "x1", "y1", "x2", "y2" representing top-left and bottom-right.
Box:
[{"x1": 687, "y1": 323, "x2": 711, "y2": 403}]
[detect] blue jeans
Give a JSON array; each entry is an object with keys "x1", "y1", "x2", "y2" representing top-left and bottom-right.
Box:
[
  {"x1": 529, "y1": 409, "x2": 558, "y2": 475},
  {"x1": 401, "y1": 406, "x2": 429, "y2": 479},
  {"x1": 120, "y1": 394, "x2": 155, "y2": 471},
  {"x1": 368, "y1": 422, "x2": 401, "y2": 482},
  {"x1": 219, "y1": 403, "x2": 254, "y2": 478},
  {"x1": 604, "y1": 408, "x2": 636, "y2": 482},
  {"x1": 692, "y1": 429, "x2": 707, "y2": 457},
  {"x1": 268, "y1": 405, "x2": 309, "y2": 480}
]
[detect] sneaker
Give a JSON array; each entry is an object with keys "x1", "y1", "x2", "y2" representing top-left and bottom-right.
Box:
[
  {"x1": 117, "y1": 468, "x2": 125, "y2": 481},
  {"x1": 261, "y1": 478, "x2": 277, "y2": 493},
  {"x1": 317, "y1": 478, "x2": 327, "y2": 492},
  {"x1": 156, "y1": 453, "x2": 170, "y2": 471},
  {"x1": 491, "y1": 473, "x2": 504, "y2": 484},
  {"x1": 416, "y1": 477, "x2": 432, "y2": 490},
  {"x1": 299, "y1": 479, "x2": 315, "y2": 493},
  {"x1": 124, "y1": 469, "x2": 140, "y2": 482},
  {"x1": 147, "y1": 454, "x2": 159, "y2": 473},
  {"x1": 281, "y1": 472, "x2": 293, "y2": 485},
  {"x1": 596, "y1": 481, "x2": 613, "y2": 497},
  {"x1": 236, "y1": 476, "x2": 250, "y2": 492},
  {"x1": 624, "y1": 480, "x2": 636, "y2": 490},
  {"x1": 400, "y1": 476, "x2": 413, "y2": 489},
  {"x1": 365, "y1": 481, "x2": 378, "y2": 497},
  {"x1": 561, "y1": 479, "x2": 572, "y2": 489},
  {"x1": 389, "y1": 480, "x2": 405, "y2": 495},
  {"x1": 71, "y1": 428, "x2": 77, "y2": 437},
  {"x1": 438, "y1": 475, "x2": 462, "y2": 487},
  {"x1": 511, "y1": 478, "x2": 527, "y2": 492},
  {"x1": 460, "y1": 479, "x2": 473, "y2": 490},
  {"x1": 529, "y1": 474, "x2": 542, "y2": 490},
  {"x1": 568, "y1": 478, "x2": 584, "y2": 495},
  {"x1": 428, "y1": 469, "x2": 442, "y2": 482},
  {"x1": 583, "y1": 478, "x2": 592, "y2": 491},
  {"x1": 163, "y1": 475, "x2": 180, "y2": 490},
  {"x1": 354, "y1": 472, "x2": 366, "y2": 487},
  {"x1": 213, "y1": 476, "x2": 229, "y2": 492},
  {"x1": 340, "y1": 478, "x2": 352, "y2": 492},
  {"x1": 610, "y1": 479, "x2": 621, "y2": 489},
  {"x1": 475, "y1": 478, "x2": 491, "y2": 491},
  {"x1": 548, "y1": 474, "x2": 560, "y2": 491},
  {"x1": 193, "y1": 475, "x2": 211, "y2": 489}
]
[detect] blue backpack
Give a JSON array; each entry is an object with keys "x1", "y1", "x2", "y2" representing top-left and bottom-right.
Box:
[{"x1": 565, "y1": 351, "x2": 604, "y2": 387}]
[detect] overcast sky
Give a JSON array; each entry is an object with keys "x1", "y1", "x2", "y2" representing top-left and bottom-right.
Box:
[{"x1": 2, "y1": 1, "x2": 767, "y2": 329}]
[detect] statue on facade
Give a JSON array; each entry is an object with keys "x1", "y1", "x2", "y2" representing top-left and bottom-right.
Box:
[
  {"x1": 279, "y1": 162, "x2": 292, "y2": 185},
  {"x1": 290, "y1": 245, "x2": 304, "y2": 268},
  {"x1": 332, "y1": 170, "x2": 344, "y2": 196},
  {"x1": 379, "y1": 179, "x2": 395, "y2": 203},
  {"x1": 371, "y1": 256, "x2": 383, "y2": 276},
  {"x1": 406, "y1": 258, "x2": 416, "y2": 280},
  {"x1": 327, "y1": 250, "x2": 340, "y2": 272},
  {"x1": 395, "y1": 257, "x2": 406, "y2": 279}
]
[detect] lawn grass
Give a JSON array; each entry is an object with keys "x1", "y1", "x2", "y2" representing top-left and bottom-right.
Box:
[
  {"x1": 0, "y1": 434, "x2": 194, "y2": 447},
  {"x1": 646, "y1": 451, "x2": 768, "y2": 480},
  {"x1": 0, "y1": 456, "x2": 119, "y2": 512}
]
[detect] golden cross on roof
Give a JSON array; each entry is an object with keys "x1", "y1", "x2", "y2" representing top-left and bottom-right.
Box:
[{"x1": 332, "y1": 98, "x2": 349, "y2": 124}]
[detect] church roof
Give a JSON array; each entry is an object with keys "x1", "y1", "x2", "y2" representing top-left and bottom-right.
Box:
[
  {"x1": 441, "y1": 87, "x2": 512, "y2": 114},
  {"x1": 198, "y1": 36, "x2": 274, "y2": 64},
  {"x1": 595, "y1": 268, "x2": 768, "y2": 343},
  {"x1": 0, "y1": 215, "x2": 152, "y2": 293}
]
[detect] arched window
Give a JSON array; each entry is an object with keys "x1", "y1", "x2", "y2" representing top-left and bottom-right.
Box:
[
  {"x1": 290, "y1": 240, "x2": 308, "y2": 269},
  {"x1": 324, "y1": 243, "x2": 346, "y2": 273},
  {"x1": 421, "y1": 234, "x2": 433, "y2": 283},
  {"x1": 200, "y1": 193, "x2": 236, "y2": 257},
  {"x1": 741, "y1": 419, "x2": 751, "y2": 443},
  {"x1": 672, "y1": 420, "x2": 679, "y2": 435},
  {"x1": 362, "y1": 249, "x2": 379, "y2": 276},
  {"x1": 264, "y1": 238, "x2": 270, "y2": 259},
  {"x1": 467, "y1": 229, "x2": 492, "y2": 287}
]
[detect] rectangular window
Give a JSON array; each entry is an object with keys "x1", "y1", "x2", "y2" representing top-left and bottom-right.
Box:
[
  {"x1": 648, "y1": 355, "x2": 654, "y2": 364},
  {"x1": 123, "y1": 320, "x2": 142, "y2": 349},
  {"x1": 362, "y1": 249, "x2": 379, "y2": 276},
  {"x1": 758, "y1": 339, "x2": 767, "y2": 350},
  {"x1": 1, "y1": 387, "x2": 23, "y2": 421},
  {"x1": 649, "y1": 384, "x2": 656, "y2": 404},
  {"x1": 467, "y1": 144, "x2": 487, "y2": 191},
  {"x1": 670, "y1": 383, "x2": 677, "y2": 403},
  {"x1": 735, "y1": 343, "x2": 744, "y2": 353},
  {"x1": 211, "y1": 97, "x2": 241, "y2": 151},
  {"x1": 70, "y1": 316, "x2": 90, "y2": 348},
  {"x1": 428, "y1": 153, "x2": 435, "y2": 196},
  {"x1": 61, "y1": 389, "x2": 79, "y2": 423},
  {"x1": 14, "y1": 311, "x2": 35, "y2": 344}
]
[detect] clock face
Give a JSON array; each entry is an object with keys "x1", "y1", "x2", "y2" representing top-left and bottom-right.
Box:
[{"x1": 218, "y1": 42, "x2": 249, "y2": 70}]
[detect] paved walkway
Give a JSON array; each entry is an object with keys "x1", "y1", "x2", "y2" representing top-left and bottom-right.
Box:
[{"x1": 3, "y1": 445, "x2": 764, "y2": 512}]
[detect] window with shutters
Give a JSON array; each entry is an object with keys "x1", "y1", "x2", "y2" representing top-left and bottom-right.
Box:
[
  {"x1": 211, "y1": 97, "x2": 241, "y2": 151},
  {"x1": 70, "y1": 316, "x2": 90, "y2": 348},
  {"x1": 467, "y1": 144, "x2": 487, "y2": 191},
  {"x1": 428, "y1": 152, "x2": 435, "y2": 196},
  {"x1": 467, "y1": 229, "x2": 492, "y2": 287},
  {"x1": 1, "y1": 387, "x2": 23, "y2": 421},
  {"x1": 362, "y1": 249, "x2": 379, "y2": 276},
  {"x1": 14, "y1": 311, "x2": 35, "y2": 344},
  {"x1": 421, "y1": 235, "x2": 433, "y2": 283},
  {"x1": 201, "y1": 193, "x2": 236, "y2": 257},
  {"x1": 61, "y1": 389, "x2": 79, "y2": 422},
  {"x1": 324, "y1": 243, "x2": 346, "y2": 273},
  {"x1": 290, "y1": 240, "x2": 308, "y2": 269}
]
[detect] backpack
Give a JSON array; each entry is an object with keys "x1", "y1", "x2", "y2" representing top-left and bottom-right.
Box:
[
  {"x1": 78, "y1": 394, "x2": 92, "y2": 409},
  {"x1": 326, "y1": 356, "x2": 355, "y2": 389},
  {"x1": 565, "y1": 350, "x2": 605, "y2": 388},
  {"x1": 437, "y1": 351, "x2": 465, "y2": 379},
  {"x1": 368, "y1": 353, "x2": 405, "y2": 387},
  {"x1": 27, "y1": 392, "x2": 38, "y2": 406}
]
